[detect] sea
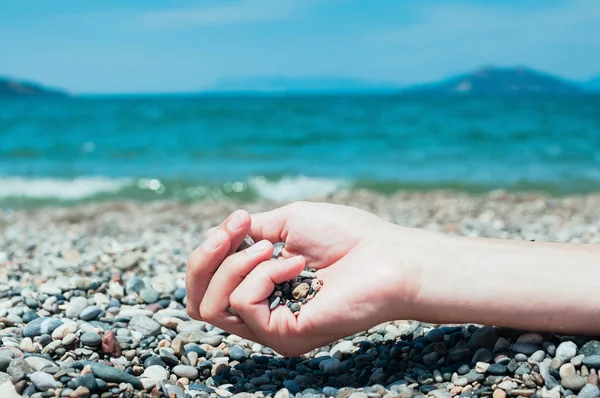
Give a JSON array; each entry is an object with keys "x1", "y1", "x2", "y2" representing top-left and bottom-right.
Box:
[{"x1": 1, "y1": 95, "x2": 600, "y2": 208}]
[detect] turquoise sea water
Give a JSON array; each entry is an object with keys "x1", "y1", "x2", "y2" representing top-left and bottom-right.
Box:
[{"x1": 1, "y1": 95, "x2": 600, "y2": 208}]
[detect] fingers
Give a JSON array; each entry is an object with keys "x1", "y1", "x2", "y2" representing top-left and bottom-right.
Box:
[
  {"x1": 229, "y1": 256, "x2": 306, "y2": 334},
  {"x1": 248, "y1": 202, "x2": 302, "y2": 243},
  {"x1": 186, "y1": 210, "x2": 251, "y2": 320},
  {"x1": 200, "y1": 239, "x2": 274, "y2": 322}
]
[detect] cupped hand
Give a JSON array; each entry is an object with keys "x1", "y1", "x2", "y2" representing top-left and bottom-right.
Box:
[{"x1": 186, "y1": 201, "x2": 424, "y2": 357}]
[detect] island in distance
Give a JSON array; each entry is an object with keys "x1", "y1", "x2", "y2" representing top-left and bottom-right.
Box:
[{"x1": 0, "y1": 76, "x2": 68, "y2": 98}]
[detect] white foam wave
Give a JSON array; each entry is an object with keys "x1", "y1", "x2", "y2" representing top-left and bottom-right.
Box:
[
  {"x1": 0, "y1": 177, "x2": 132, "y2": 200},
  {"x1": 248, "y1": 175, "x2": 348, "y2": 202}
]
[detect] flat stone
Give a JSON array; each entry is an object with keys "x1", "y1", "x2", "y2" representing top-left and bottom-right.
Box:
[
  {"x1": 115, "y1": 251, "x2": 142, "y2": 270},
  {"x1": 128, "y1": 315, "x2": 161, "y2": 338},
  {"x1": 74, "y1": 373, "x2": 98, "y2": 391},
  {"x1": 80, "y1": 332, "x2": 101, "y2": 347},
  {"x1": 79, "y1": 306, "x2": 103, "y2": 321},
  {"x1": 173, "y1": 365, "x2": 198, "y2": 379},
  {"x1": 512, "y1": 343, "x2": 542, "y2": 355},
  {"x1": 141, "y1": 365, "x2": 169, "y2": 381},
  {"x1": 88, "y1": 362, "x2": 143, "y2": 389},
  {"x1": 22, "y1": 317, "x2": 63, "y2": 338},
  {"x1": 29, "y1": 371, "x2": 57, "y2": 391},
  {"x1": 140, "y1": 288, "x2": 159, "y2": 304},
  {"x1": 488, "y1": 364, "x2": 507, "y2": 375},
  {"x1": 24, "y1": 357, "x2": 55, "y2": 372}
]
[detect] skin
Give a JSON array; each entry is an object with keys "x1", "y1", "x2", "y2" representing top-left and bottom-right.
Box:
[{"x1": 186, "y1": 201, "x2": 600, "y2": 357}]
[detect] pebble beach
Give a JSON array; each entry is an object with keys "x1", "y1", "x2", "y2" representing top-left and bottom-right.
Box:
[{"x1": 2, "y1": 190, "x2": 600, "y2": 398}]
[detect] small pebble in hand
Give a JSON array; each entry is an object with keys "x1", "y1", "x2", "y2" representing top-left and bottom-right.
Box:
[{"x1": 229, "y1": 235, "x2": 322, "y2": 316}]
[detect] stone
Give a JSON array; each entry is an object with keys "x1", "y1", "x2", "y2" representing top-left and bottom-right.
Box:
[
  {"x1": 79, "y1": 306, "x2": 103, "y2": 321},
  {"x1": 512, "y1": 343, "x2": 541, "y2": 355},
  {"x1": 229, "y1": 346, "x2": 248, "y2": 361},
  {"x1": 487, "y1": 364, "x2": 507, "y2": 376},
  {"x1": 140, "y1": 288, "x2": 159, "y2": 304},
  {"x1": 562, "y1": 375, "x2": 586, "y2": 391},
  {"x1": 101, "y1": 330, "x2": 121, "y2": 357},
  {"x1": 115, "y1": 251, "x2": 142, "y2": 270},
  {"x1": 578, "y1": 384, "x2": 600, "y2": 398},
  {"x1": 141, "y1": 365, "x2": 169, "y2": 381},
  {"x1": 173, "y1": 365, "x2": 198, "y2": 379},
  {"x1": 467, "y1": 326, "x2": 498, "y2": 351},
  {"x1": 517, "y1": 333, "x2": 544, "y2": 345},
  {"x1": 319, "y1": 358, "x2": 342, "y2": 374},
  {"x1": 330, "y1": 340, "x2": 354, "y2": 359},
  {"x1": 291, "y1": 283, "x2": 309, "y2": 300},
  {"x1": 81, "y1": 332, "x2": 101, "y2": 347},
  {"x1": 88, "y1": 362, "x2": 143, "y2": 389},
  {"x1": 530, "y1": 350, "x2": 546, "y2": 363},
  {"x1": 580, "y1": 342, "x2": 600, "y2": 357},
  {"x1": 72, "y1": 386, "x2": 91, "y2": 398},
  {"x1": 65, "y1": 297, "x2": 89, "y2": 318},
  {"x1": 74, "y1": 374, "x2": 98, "y2": 391},
  {"x1": 557, "y1": 342, "x2": 578, "y2": 362},
  {"x1": 128, "y1": 315, "x2": 161, "y2": 337},
  {"x1": 584, "y1": 356, "x2": 600, "y2": 369},
  {"x1": 560, "y1": 363, "x2": 577, "y2": 378},
  {"x1": 51, "y1": 321, "x2": 78, "y2": 340},
  {"x1": 29, "y1": 371, "x2": 57, "y2": 391},
  {"x1": 24, "y1": 357, "x2": 55, "y2": 372},
  {"x1": 493, "y1": 389, "x2": 507, "y2": 398},
  {"x1": 22, "y1": 317, "x2": 63, "y2": 338}
]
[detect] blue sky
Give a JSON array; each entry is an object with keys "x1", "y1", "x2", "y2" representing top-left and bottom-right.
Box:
[{"x1": 2, "y1": 0, "x2": 599, "y2": 94}]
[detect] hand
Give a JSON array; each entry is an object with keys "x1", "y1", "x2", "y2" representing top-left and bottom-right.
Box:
[{"x1": 185, "y1": 201, "x2": 428, "y2": 357}]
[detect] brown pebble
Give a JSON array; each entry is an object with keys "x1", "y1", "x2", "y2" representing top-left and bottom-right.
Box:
[
  {"x1": 292, "y1": 283, "x2": 310, "y2": 300},
  {"x1": 101, "y1": 330, "x2": 121, "y2": 358},
  {"x1": 509, "y1": 389, "x2": 535, "y2": 397},
  {"x1": 493, "y1": 389, "x2": 507, "y2": 398},
  {"x1": 589, "y1": 372, "x2": 599, "y2": 386},
  {"x1": 72, "y1": 386, "x2": 91, "y2": 398}
]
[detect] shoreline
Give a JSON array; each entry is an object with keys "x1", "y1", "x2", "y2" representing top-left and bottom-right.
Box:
[{"x1": 1, "y1": 190, "x2": 600, "y2": 396}]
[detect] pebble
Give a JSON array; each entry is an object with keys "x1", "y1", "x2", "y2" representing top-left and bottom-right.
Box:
[
  {"x1": 173, "y1": 365, "x2": 199, "y2": 379},
  {"x1": 128, "y1": 315, "x2": 161, "y2": 337},
  {"x1": 562, "y1": 374, "x2": 587, "y2": 391},
  {"x1": 557, "y1": 341, "x2": 578, "y2": 361},
  {"x1": 79, "y1": 306, "x2": 103, "y2": 321},
  {"x1": 22, "y1": 317, "x2": 63, "y2": 338},
  {"x1": 29, "y1": 371, "x2": 57, "y2": 391},
  {"x1": 80, "y1": 332, "x2": 101, "y2": 347},
  {"x1": 578, "y1": 384, "x2": 600, "y2": 398}
]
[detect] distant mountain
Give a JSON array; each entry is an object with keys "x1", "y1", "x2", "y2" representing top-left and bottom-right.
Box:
[
  {"x1": 207, "y1": 76, "x2": 398, "y2": 93},
  {"x1": 402, "y1": 67, "x2": 585, "y2": 96},
  {"x1": 0, "y1": 77, "x2": 68, "y2": 98}
]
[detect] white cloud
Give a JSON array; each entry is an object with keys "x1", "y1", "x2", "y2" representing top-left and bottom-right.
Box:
[{"x1": 136, "y1": 0, "x2": 305, "y2": 29}]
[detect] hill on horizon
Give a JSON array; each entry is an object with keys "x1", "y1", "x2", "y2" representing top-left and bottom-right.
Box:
[
  {"x1": 401, "y1": 66, "x2": 585, "y2": 96},
  {"x1": 2, "y1": 66, "x2": 599, "y2": 97}
]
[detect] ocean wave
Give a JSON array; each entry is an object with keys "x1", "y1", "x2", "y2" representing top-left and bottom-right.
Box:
[
  {"x1": 0, "y1": 177, "x2": 132, "y2": 200},
  {"x1": 247, "y1": 175, "x2": 348, "y2": 202}
]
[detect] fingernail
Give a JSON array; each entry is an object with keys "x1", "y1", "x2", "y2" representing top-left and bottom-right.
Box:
[
  {"x1": 247, "y1": 240, "x2": 268, "y2": 253},
  {"x1": 226, "y1": 212, "x2": 244, "y2": 231},
  {"x1": 204, "y1": 230, "x2": 224, "y2": 251}
]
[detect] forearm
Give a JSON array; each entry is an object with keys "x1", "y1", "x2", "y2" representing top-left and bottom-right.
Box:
[{"x1": 406, "y1": 231, "x2": 600, "y2": 334}]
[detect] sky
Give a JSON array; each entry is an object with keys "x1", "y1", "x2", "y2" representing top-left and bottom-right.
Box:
[{"x1": 1, "y1": 0, "x2": 599, "y2": 94}]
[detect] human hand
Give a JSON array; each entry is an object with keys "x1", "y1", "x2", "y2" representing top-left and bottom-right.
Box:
[{"x1": 186, "y1": 201, "x2": 428, "y2": 356}]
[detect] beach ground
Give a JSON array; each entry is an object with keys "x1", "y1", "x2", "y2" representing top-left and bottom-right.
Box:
[{"x1": 1, "y1": 190, "x2": 600, "y2": 397}]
